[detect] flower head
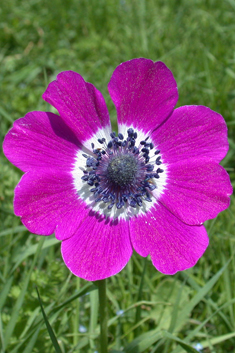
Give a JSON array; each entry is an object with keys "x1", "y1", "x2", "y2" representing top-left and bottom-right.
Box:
[{"x1": 3, "y1": 59, "x2": 232, "y2": 281}]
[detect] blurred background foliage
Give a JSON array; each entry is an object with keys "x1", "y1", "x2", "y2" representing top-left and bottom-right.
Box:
[{"x1": 0, "y1": 0, "x2": 235, "y2": 352}]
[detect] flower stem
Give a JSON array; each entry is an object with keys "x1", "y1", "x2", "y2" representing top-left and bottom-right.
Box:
[{"x1": 96, "y1": 279, "x2": 108, "y2": 353}]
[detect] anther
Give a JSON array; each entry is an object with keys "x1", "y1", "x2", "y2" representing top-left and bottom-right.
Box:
[
  {"x1": 132, "y1": 147, "x2": 139, "y2": 154},
  {"x1": 142, "y1": 148, "x2": 149, "y2": 154},
  {"x1": 86, "y1": 158, "x2": 95, "y2": 167},
  {"x1": 108, "y1": 202, "x2": 115, "y2": 209},
  {"x1": 155, "y1": 156, "x2": 162, "y2": 165},
  {"x1": 145, "y1": 156, "x2": 150, "y2": 163},
  {"x1": 127, "y1": 128, "x2": 134, "y2": 136},
  {"x1": 130, "y1": 199, "x2": 137, "y2": 207},
  {"x1": 116, "y1": 200, "x2": 124, "y2": 209},
  {"x1": 146, "y1": 164, "x2": 154, "y2": 172},
  {"x1": 148, "y1": 183, "x2": 156, "y2": 191}
]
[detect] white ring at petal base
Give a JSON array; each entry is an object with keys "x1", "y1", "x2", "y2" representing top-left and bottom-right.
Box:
[{"x1": 71, "y1": 125, "x2": 168, "y2": 220}]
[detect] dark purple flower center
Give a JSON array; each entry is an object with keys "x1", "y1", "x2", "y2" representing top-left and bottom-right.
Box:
[
  {"x1": 81, "y1": 128, "x2": 164, "y2": 210},
  {"x1": 106, "y1": 154, "x2": 138, "y2": 187}
]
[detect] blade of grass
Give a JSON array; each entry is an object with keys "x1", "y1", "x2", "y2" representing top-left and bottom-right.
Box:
[
  {"x1": 163, "y1": 278, "x2": 186, "y2": 353},
  {"x1": 0, "y1": 225, "x2": 26, "y2": 238},
  {"x1": 73, "y1": 277, "x2": 80, "y2": 349},
  {"x1": 0, "y1": 106, "x2": 14, "y2": 124},
  {"x1": 200, "y1": 332, "x2": 235, "y2": 348},
  {"x1": 19, "y1": 307, "x2": 40, "y2": 339},
  {"x1": 10, "y1": 323, "x2": 45, "y2": 353},
  {"x1": 0, "y1": 313, "x2": 5, "y2": 353},
  {"x1": 182, "y1": 271, "x2": 233, "y2": 331},
  {"x1": 0, "y1": 276, "x2": 13, "y2": 312},
  {"x1": 175, "y1": 261, "x2": 229, "y2": 331},
  {"x1": 221, "y1": 253, "x2": 234, "y2": 326},
  {"x1": 11, "y1": 237, "x2": 59, "y2": 272},
  {"x1": 4, "y1": 237, "x2": 45, "y2": 348},
  {"x1": 124, "y1": 328, "x2": 162, "y2": 353},
  {"x1": 53, "y1": 283, "x2": 97, "y2": 312},
  {"x1": 135, "y1": 256, "x2": 148, "y2": 335},
  {"x1": 36, "y1": 286, "x2": 62, "y2": 353},
  {"x1": 171, "y1": 299, "x2": 235, "y2": 353},
  {"x1": 23, "y1": 327, "x2": 41, "y2": 353},
  {"x1": 89, "y1": 288, "x2": 99, "y2": 351},
  {"x1": 163, "y1": 331, "x2": 199, "y2": 353}
]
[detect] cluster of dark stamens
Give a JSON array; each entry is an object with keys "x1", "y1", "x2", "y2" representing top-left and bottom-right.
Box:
[{"x1": 81, "y1": 128, "x2": 164, "y2": 210}]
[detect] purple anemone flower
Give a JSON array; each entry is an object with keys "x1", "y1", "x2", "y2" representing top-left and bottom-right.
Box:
[{"x1": 3, "y1": 58, "x2": 232, "y2": 281}]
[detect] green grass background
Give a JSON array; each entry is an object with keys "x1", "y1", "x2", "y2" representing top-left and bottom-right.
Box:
[{"x1": 0, "y1": 0, "x2": 235, "y2": 352}]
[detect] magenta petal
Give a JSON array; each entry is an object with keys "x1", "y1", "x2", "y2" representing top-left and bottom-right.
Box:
[
  {"x1": 130, "y1": 203, "x2": 209, "y2": 275},
  {"x1": 61, "y1": 217, "x2": 132, "y2": 281},
  {"x1": 151, "y1": 105, "x2": 229, "y2": 164},
  {"x1": 3, "y1": 111, "x2": 79, "y2": 173},
  {"x1": 43, "y1": 71, "x2": 111, "y2": 142},
  {"x1": 108, "y1": 58, "x2": 178, "y2": 133},
  {"x1": 14, "y1": 171, "x2": 89, "y2": 238},
  {"x1": 159, "y1": 159, "x2": 232, "y2": 225}
]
